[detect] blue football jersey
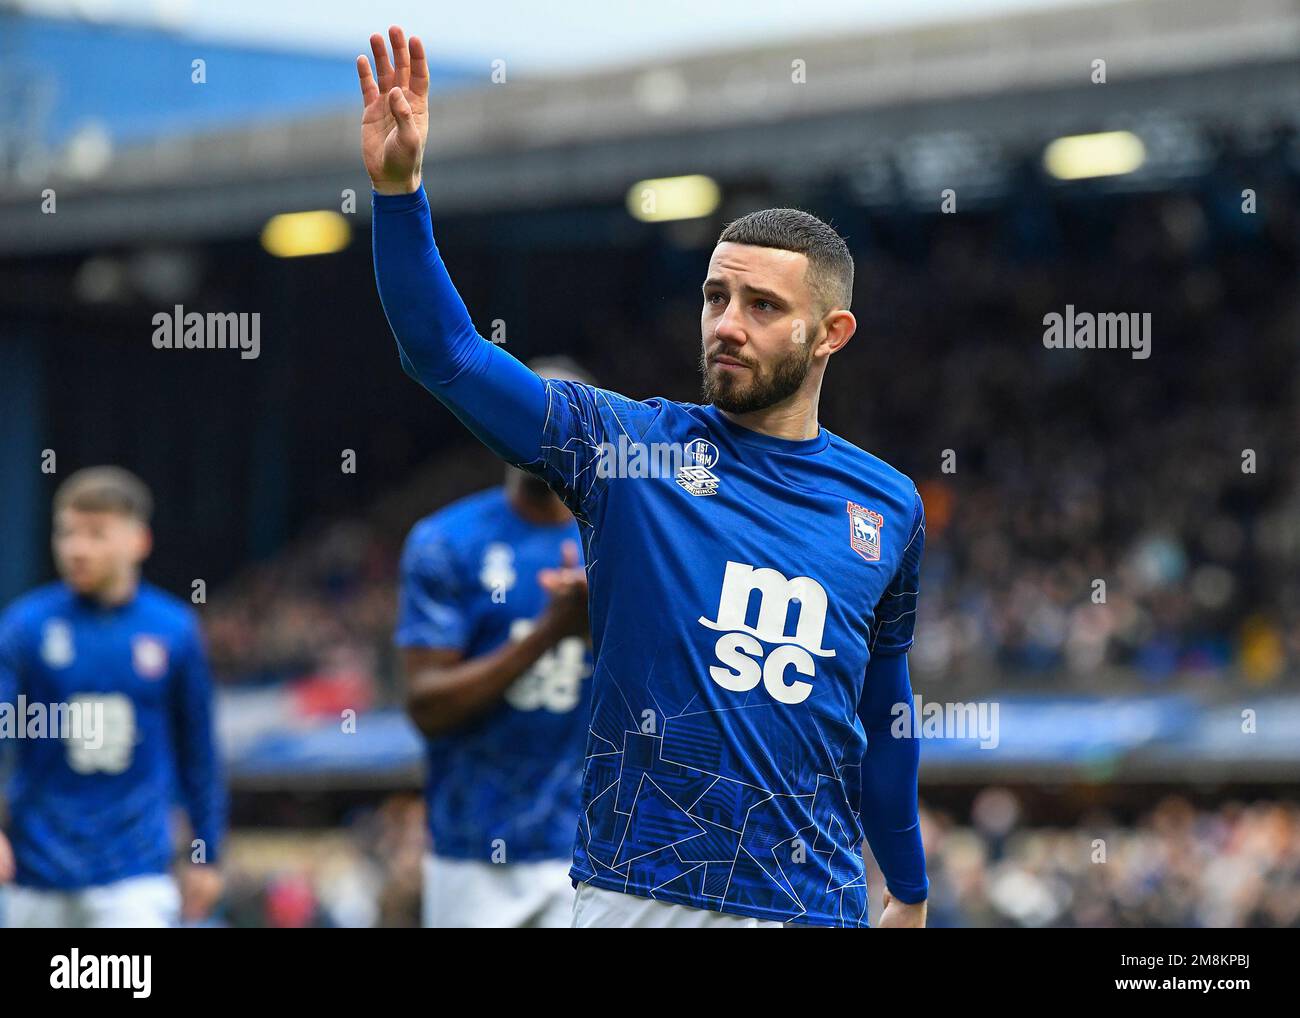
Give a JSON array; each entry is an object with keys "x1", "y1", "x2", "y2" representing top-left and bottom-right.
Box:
[
  {"x1": 396, "y1": 486, "x2": 593, "y2": 862},
  {"x1": 525, "y1": 381, "x2": 924, "y2": 927},
  {"x1": 0, "y1": 582, "x2": 224, "y2": 890}
]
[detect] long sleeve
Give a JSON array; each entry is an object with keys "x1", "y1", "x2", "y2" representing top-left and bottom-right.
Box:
[
  {"x1": 395, "y1": 519, "x2": 469, "y2": 652},
  {"x1": 0, "y1": 606, "x2": 20, "y2": 804},
  {"x1": 372, "y1": 186, "x2": 549, "y2": 465},
  {"x1": 0, "y1": 605, "x2": 18, "y2": 712},
  {"x1": 170, "y1": 619, "x2": 226, "y2": 865},
  {"x1": 858, "y1": 488, "x2": 928, "y2": 904},
  {"x1": 857, "y1": 650, "x2": 928, "y2": 904}
]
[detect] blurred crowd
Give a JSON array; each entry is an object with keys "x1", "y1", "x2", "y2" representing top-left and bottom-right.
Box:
[
  {"x1": 866, "y1": 188, "x2": 1300, "y2": 692},
  {"x1": 201, "y1": 451, "x2": 498, "y2": 701},
  {"x1": 200, "y1": 175, "x2": 1300, "y2": 696},
  {"x1": 215, "y1": 795, "x2": 425, "y2": 929},
  {"x1": 203, "y1": 520, "x2": 396, "y2": 695},
  {"x1": 912, "y1": 790, "x2": 1300, "y2": 928},
  {"x1": 208, "y1": 789, "x2": 1300, "y2": 928}
]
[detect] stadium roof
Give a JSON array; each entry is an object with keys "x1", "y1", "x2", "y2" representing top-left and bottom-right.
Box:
[
  {"x1": 0, "y1": 7, "x2": 479, "y2": 147},
  {"x1": 1, "y1": 0, "x2": 1297, "y2": 252}
]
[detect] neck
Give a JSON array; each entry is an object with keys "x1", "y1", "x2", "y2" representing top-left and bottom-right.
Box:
[
  {"x1": 86, "y1": 570, "x2": 139, "y2": 608},
  {"x1": 719, "y1": 384, "x2": 821, "y2": 441},
  {"x1": 507, "y1": 485, "x2": 570, "y2": 525}
]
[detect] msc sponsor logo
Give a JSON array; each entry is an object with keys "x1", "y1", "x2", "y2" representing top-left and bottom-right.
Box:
[{"x1": 698, "y1": 560, "x2": 834, "y2": 705}]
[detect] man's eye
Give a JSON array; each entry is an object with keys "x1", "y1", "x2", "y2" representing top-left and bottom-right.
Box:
[
  {"x1": 705, "y1": 293, "x2": 723, "y2": 305},
  {"x1": 754, "y1": 300, "x2": 774, "y2": 312}
]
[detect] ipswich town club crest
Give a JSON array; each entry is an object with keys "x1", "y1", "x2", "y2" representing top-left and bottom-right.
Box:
[
  {"x1": 40, "y1": 619, "x2": 75, "y2": 668},
  {"x1": 132, "y1": 635, "x2": 169, "y2": 679},
  {"x1": 847, "y1": 502, "x2": 883, "y2": 561}
]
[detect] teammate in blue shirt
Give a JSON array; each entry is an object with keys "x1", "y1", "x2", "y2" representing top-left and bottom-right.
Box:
[
  {"x1": 360, "y1": 26, "x2": 928, "y2": 927},
  {"x1": 0, "y1": 467, "x2": 224, "y2": 927},
  {"x1": 397, "y1": 358, "x2": 594, "y2": 928}
]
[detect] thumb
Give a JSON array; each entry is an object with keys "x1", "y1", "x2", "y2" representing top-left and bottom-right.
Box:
[
  {"x1": 387, "y1": 87, "x2": 418, "y2": 140},
  {"x1": 387, "y1": 86, "x2": 411, "y2": 118}
]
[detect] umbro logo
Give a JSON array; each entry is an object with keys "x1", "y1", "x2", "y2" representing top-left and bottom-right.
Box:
[{"x1": 676, "y1": 438, "x2": 721, "y2": 497}]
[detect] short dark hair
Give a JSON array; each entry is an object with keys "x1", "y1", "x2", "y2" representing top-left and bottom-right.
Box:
[
  {"x1": 53, "y1": 466, "x2": 153, "y2": 524},
  {"x1": 527, "y1": 355, "x2": 595, "y2": 386},
  {"x1": 716, "y1": 208, "x2": 854, "y2": 317}
]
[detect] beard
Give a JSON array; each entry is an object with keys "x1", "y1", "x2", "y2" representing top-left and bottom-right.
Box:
[{"x1": 699, "y1": 341, "x2": 814, "y2": 414}]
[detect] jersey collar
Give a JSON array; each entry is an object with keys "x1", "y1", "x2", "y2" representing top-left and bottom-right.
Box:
[{"x1": 703, "y1": 404, "x2": 830, "y2": 456}]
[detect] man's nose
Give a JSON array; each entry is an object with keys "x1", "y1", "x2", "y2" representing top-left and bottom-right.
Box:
[{"x1": 714, "y1": 304, "x2": 747, "y2": 344}]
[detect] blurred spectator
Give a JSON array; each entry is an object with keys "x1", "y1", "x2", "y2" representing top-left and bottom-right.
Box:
[
  {"x1": 201, "y1": 185, "x2": 1300, "y2": 697},
  {"x1": 901, "y1": 793, "x2": 1300, "y2": 928},
  {"x1": 219, "y1": 790, "x2": 1300, "y2": 927},
  {"x1": 219, "y1": 793, "x2": 424, "y2": 928}
]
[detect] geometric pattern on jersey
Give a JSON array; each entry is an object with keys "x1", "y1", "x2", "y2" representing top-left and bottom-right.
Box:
[{"x1": 523, "y1": 380, "x2": 924, "y2": 926}]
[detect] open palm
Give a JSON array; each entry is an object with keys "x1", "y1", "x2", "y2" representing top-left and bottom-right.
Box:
[{"x1": 357, "y1": 26, "x2": 430, "y2": 194}]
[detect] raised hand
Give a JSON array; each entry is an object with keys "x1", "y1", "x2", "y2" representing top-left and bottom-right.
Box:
[
  {"x1": 356, "y1": 26, "x2": 430, "y2": 195},
  {"x1": 538, "y1": 540, "x2": 590, "y2": 641}
]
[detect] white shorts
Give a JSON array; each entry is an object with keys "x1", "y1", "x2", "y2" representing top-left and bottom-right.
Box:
[
  {"x1": 571, "y1": 882, "x2": 785, "y2": 928},
  {"x1": 4, "y1": 873, "x2": 180, "y2": 928},
  {"x1": 422, "y1": 853, "x2": 574, "y2": 928}
]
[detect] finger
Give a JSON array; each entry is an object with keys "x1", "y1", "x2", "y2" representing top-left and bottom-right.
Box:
[
  {"x1": 561, "y1": 539, "x2": 579, "y2": 568},
  {"x1": 409, "y1": 36, "x2": 430, "y2": 98},
  {"x1": 370, "y1": 32, "x2": 395, "y2": 93},
  {"x1": 389, "y1": 25, "x2": 410, "y2": 91},
  {"x1": 388, "y1": 86, "x2": 415, "y2": 128},
  {"x1": 387, "y1": 87, "x2": 421, "y2": 152},
  {"x1": 356, "y1": 55, "x2": 380, "y2": 106}
]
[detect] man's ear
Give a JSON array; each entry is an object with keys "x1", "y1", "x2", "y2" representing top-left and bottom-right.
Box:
[
  {"x1": 817, "y1": 308, "x2": 857, "y2": 357},
  {"x1": 135, "y1": 524, "x2": 154, "y2": 564}
]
